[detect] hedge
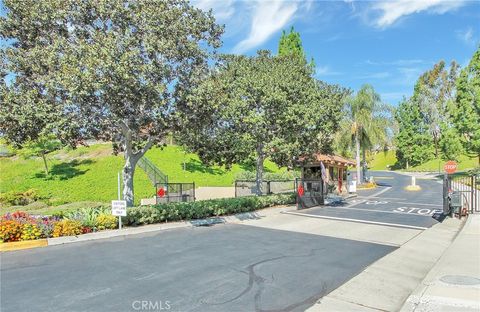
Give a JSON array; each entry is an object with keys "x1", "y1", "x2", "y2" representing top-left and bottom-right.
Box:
[{"x1": 123, "y1": 193, "x2": 295, "y2": 226}]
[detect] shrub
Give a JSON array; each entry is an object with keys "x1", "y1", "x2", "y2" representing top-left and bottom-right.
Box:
[
  {"x1": 0, "y1": 189, "x2": 42, "y2": 206},
  {"x1": 124, "y1": 193, "x2": 295, "y2": 226},
  {"x1": 122, "y1": 206, "x2": 164, "y2": 226},
  {"x1": 95, "y1": 214, "x2": 117, "y2": 230},
  {"x1": 64, "y1": 206, "x2": 109, "y2": 228},
  {"x1": 21, "y1": 223, "x2": 42, "y2": 241},
  {"x1": 0, "y1": 220, "x2": 23, "y2": 242},
  {"x1": 52, "y1": 220, "x2": 82, "y2": 237}
]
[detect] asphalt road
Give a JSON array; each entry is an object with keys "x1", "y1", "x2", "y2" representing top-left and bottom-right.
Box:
[
  {"x1": 295, "y1": 171, "x2": 444, "y2": 229},
  {"x1": 1, "y1": 224, "x2": 395, "y2": 312}
]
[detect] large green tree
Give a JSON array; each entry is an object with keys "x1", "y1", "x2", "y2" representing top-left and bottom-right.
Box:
[
  {"x1": 178, "y1": 51, "x2": 349, "y2": 194},
  {"x1": 450, "y1": 47, "x2": 480, "y2": 164},
  {"x1": 0, "y1": 0, "x2": 223, "y2": 206},
  {"x1": 278, "y1": 26, "x2": 314, "y2": 68},
  {"x1": 394, "y1": 97, "x2": 434, "y2": 168},
  {"x1": 337, "y1": 85, "x2": 391, "y2": 183},
  {"x1": 414, "y1": 60, "x2": 459, "y2": 158}
]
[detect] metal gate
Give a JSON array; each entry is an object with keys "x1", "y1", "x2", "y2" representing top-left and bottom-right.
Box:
[
  {"x1": 443, "y1": 172, "x2": 479, "y2": 215},
  {"x1": 296, "y1": 178, "x2": 324, "y2": 209},
  {"x1": 156, "y1": 182, "x2": 195, "y2": 204}
]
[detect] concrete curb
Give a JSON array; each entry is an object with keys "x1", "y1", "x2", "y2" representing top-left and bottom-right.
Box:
[
  {"x1": 0, "y1": 239, "x2": 48, "y2": 252},
  {"x1": 2, "y1": 205, "x2": 295, "y2": 252}
]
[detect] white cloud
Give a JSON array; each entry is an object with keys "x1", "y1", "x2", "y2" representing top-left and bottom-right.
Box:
[
  {"x1": 456, "y1": 27, "x2": 476, "y2": 45},
  {"x1": 371, "y1": 0, "x2": 466, "y2": 28},
  {"x1": 192, "y1": 0, "x2": 235, "y2": 22},
  {"x1": 233, "y1": 1, "x2": 299, "y2": 54},
  {"x1": 316, "y1": 65, "x2": 342, "y2": 77}
]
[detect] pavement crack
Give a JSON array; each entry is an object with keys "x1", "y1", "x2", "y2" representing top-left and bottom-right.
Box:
[{"x1": 202, "y1": 248, "x2": 326, "y2": 311}]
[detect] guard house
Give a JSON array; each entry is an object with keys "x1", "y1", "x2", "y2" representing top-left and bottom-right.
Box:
[{"x1": 299, "y1": 153, "x2": 356, "y2": 195}]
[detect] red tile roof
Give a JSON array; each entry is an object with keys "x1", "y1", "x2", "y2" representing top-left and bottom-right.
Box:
[{"x1": 301, "y1": 153, "x2": 356, "y2": 167}]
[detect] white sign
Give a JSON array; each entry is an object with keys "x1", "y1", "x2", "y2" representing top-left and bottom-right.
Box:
[{"x1": 111, "y1": 200, "x2": 127, "y2": 216}]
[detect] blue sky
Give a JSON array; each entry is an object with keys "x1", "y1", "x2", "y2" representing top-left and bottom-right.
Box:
[
  {"x1": 194, "y1": 0, "x2": 480, "y2": 105},
  {"x1": 2, "y1": 1, "x2": 479, "y2": 105}
]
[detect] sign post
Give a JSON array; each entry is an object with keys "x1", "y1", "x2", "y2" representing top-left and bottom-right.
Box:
[{"x1": 112, "y1": 200, "x2": 127, "y2": 229}]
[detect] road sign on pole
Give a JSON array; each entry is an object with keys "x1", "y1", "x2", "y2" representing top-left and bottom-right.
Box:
[
  {"x1": 112, "y1": 200, "x2": 127, "y2": 229},
  {"x1": 444, "y1": 161, "x2": 457, "y2": 174}
]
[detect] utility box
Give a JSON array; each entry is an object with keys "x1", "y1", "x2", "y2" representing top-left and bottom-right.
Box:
[{"x1": 450, "y1": 191, "x2": 462, "y2": 214}]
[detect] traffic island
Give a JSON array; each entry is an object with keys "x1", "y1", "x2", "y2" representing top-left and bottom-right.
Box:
[{"x1": 405, "y1": 176, "x2": 422, "y2": 191}]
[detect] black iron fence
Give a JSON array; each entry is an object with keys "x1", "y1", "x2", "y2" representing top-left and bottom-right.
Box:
[
  {"x1": 443, "y1": 172, "x2": 479, "y2": 216},
  {"x1": 156, "y1": 182, "x2": 195, "y2": 204},
  {"x1": 235, "y1": 180, "x2": 295, "y2": 197}
]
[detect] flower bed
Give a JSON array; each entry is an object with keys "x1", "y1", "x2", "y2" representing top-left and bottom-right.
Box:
[
  {"x1": 1, "y1": 211, "x2": 59, "y2": 242},
  {"x1": 1, "y1": 193, "x2": 295, "y2": 243}
]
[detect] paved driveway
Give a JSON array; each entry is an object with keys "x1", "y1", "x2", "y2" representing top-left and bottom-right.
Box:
[
  {"x1": 1, "y1": 225, "x2": 394, "y2": 312},
  {"x1": 289, "y1": 171, "x2": 444, "y2": 230},
  {"x1": 1, "y1": 171, "x2": 443, "y2": 312}
]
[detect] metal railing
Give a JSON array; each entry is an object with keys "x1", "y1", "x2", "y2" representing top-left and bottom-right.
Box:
[
  {"x1": 137, "y1": 156, "x2": 168, "y2": 186},
  {"x1": 235, "y1": 180, "x2": 295, "y2": 197},
  {"x1": 156, "y1": 182, "x2": 195, "y2": 204}
]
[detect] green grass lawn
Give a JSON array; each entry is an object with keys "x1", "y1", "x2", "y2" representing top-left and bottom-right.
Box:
[
  {"x1": 368, "y1": 150, "x2": 398, "y2": 170},
  {"x1": 368, "y1": 150, "x2": 479, "y2": 172},
  {"x1": 0, "y1": 144, "x2": 285, "y2": 209}
]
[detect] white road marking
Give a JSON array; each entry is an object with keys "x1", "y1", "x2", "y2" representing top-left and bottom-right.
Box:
[
  {"x1": 365, "y1": 200, "x2": 389, "y2": 205},
  {"x1": 284, "y1": 211, "x2": 428, "y2": 230},
  {"x1": 367, "y1": 186, "x2": 392, "y2": 198},
  {"x1": 325, "y1": 206, "x2": 441, "y2": 217}
]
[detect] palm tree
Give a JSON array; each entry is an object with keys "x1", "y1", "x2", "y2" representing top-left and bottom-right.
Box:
[{"x1": 337, "y1": 84, "x2": 391, "y2": 184}]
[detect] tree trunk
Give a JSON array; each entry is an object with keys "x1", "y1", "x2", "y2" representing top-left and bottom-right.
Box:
[
  {"x1": 123, "y1": 152, "x2": 138, "y2": 207},
  {"x1": 433, "y1": 134, "x2": 439, "y2": 158},
  {"x1": 362, "y1": 148, "x2": 367, "y2": 183},
  {"x1": 41, "y1": 151, "x2": 49, "y2": 175},
  {"x1": 355, "y1": 134, "x2": 361, "y2": 185},
  {"x1": 120, "y1": 122, "x2": 155, "y2": 207},
  {"x1": 255, "y1": 144, "x2": 264, "y2": 196}
]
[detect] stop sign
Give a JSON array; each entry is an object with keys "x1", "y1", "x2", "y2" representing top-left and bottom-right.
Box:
[
  {"x1": 297, "y1": 185, "x2": 305, "y2": 197},
  {"x1": 444, "y1": 161, "x2": 457, "y2": 174},
  {"x1": 157, "y1": 187, "x2": 165, "y2": 197}
]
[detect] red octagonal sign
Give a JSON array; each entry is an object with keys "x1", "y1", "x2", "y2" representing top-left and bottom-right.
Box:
[
  {"x1": 444, "y1": 160, "x2": 457, "y2": 174},
  {"x1": 157, "y1": 187, "x2": 165, "y2": 197},
  {"x1": 297, "y1": 185, "x2": 305, "y2": 197}
]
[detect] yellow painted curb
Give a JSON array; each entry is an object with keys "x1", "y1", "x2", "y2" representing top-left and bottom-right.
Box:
[{"x1": 0, "y1": 239, "x2": 48, "y2": 252}]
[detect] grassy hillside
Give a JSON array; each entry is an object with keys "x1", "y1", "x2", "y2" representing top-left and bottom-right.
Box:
[
  {"x1": 0, "y1": 144, "x2": 285, "y2": 207},
  {"x1": 368, "y1": 150, "x2": 398, "y2": 170},
  {"x1": 368, "y1": 150, "x2": 479, "y2": 172}
]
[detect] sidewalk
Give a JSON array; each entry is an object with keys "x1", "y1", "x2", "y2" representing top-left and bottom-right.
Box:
[{"x1": 401, "y1": 214, "x2": 480, "y2": 312}]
